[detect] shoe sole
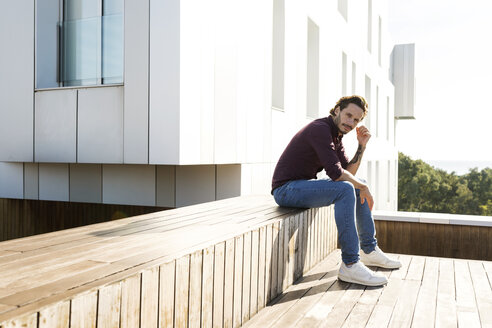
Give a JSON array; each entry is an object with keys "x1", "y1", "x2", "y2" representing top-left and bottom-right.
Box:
[
  {"x1": 338, "y1": 274, "x2": 387, "y2": 287},
  {"x1": 360, "y1": 261, "x2": 402, "y2": 269}
]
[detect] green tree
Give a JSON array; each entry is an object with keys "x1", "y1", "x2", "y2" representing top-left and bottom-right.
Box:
[{"x1": 398, "y1": 153, "x2": 491, "y2": 215}]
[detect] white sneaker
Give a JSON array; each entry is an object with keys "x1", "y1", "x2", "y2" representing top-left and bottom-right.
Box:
[
  {"x1": 360, "y1": 246, "x2": 402, "y2": 269},
  {"x1": 338, "y1": 261, "x2": 388, "y2": 286}
]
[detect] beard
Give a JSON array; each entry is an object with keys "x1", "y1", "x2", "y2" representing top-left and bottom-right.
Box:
[{"x1": 333, "y1": 115, "x2": 349, "y2": 134}]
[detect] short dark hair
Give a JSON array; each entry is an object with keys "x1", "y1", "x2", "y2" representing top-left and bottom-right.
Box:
[{"x1": 329, "y1": 95, "x2": 368, "y2": 118}]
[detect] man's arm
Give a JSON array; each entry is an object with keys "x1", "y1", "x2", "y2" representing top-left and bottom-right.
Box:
[
  {"x1": 336, "y1": 169, "x2": 374, "y2": 210},
  {"x1": 346, "y1": 125, "x2": 371, "y2": 175}
]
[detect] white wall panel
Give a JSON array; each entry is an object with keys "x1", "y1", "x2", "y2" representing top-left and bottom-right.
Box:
[
  {"x1": 156, "y1": 165, "x2": 176, "y2": 208},
  {"x1": 36, "y1": 0, "x2": 60, "y2": 89},
  {"x1": 102, "y1": 164, "x2": 155, "y2": 206},
  {"x1": 175, "y1": 165, "x2": 215, "y2": 207},
  {"x1": 39, "y1": 164, "x2": 69, "y2": 201},
  {"x1": 0, "y1": 1, "x2": 34, "y2": 161},
  {"x1": 216, "y1": 165, "x2": 241, "y2": 200},
  {"x1": 78, "y1": 87, "x2": 124, "y2": 163},
  {"x1": 0, "y1": 163, "x2": 24, "y2": 199},
  {"x1": 24, "y1": 163, "x2": 39, "y2": 200},
  {"x1": 149, "y1": 0, "x2": 180, "y2": 164},
  {"x1": 35, "y1": 90, "x2": 77, "y2": 162},
  {"x1": 124, "y1": 0, "x2": 149, "y2": 164},
  {"x1": 70, "y1": 164, "x2": 102, "y2": 203}
]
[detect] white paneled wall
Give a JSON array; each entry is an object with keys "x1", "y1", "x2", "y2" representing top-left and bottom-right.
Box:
[
  {"x1": 35, "y1": 90, "x2": 77, "y2": 162},
  {"x1": 102, "y1": 165, "x2": 156, "y2": 206},
  {"x1": 216, "y1": 165, "x2": 241, "y2": 200},
  {"x1": 0, "y1": 163, "x2": 24, "y2": 199},
  {"x1": 0, "y1": 1, "x2": 34, "y2": 162},
  {"x1": 149, "y1": 0, "x2": 180, "y2": 164},
  {"x1": 176, "y1": 165, "x2": 215, "y2": 207},
  {"x1": 78, "y1": 87, "x2": 124, "y2": 163},
  {"x1": 123, "y1": 0, "x2": 149, "y2": 164},
  {"x1": 24, "y1": 163, "x2": 39, "y2": 200},
  {"x1": 69, "y1": 164, "x2": 102, "y2": 203},
  {"x1": 39, "y1": 164, "x2": 69, "y2": 201}
]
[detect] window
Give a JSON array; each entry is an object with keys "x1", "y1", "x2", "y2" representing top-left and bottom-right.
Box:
[
  {"x1": 367, "y1": 0, "x2": 372, "y2": 53},
  {"x1": 342, "y1": 52, "x2": 347, "y2": 96},
  {"x1": 272, "y1": 0, "x2": 285, "y2": 110},
  {"x1": 306, "y1": 18, "x2": 319, "y2": 118},
  {"x1": 61, "y1": 0, "x2": 123, "y2": 86},
  {"x1": 364, "y1": 75, "x2": 371, "y2": 129},
  {"x1": 338, "y1": 0, "x2": 348, "y2": 21},
  {"x1": 351, "y1": 61, "x2": 356, "y2": 94}
]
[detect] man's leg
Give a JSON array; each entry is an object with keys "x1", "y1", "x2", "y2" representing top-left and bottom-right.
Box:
[
  {"x1": 273, "y1": 179, "x2": 360, "y2": 265},
  {"x1": 355, "y1": 188, "x2": 377, "y2": 254}
]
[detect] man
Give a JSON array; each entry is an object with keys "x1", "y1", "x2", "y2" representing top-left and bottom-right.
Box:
[{"x1": 271, "y1": 95, "x2": 401, "y2": 286}]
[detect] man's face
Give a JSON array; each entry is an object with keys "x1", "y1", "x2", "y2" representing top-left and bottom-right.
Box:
[{"x1": 333, "y1": 103, "x2": 365, "y2": 134}]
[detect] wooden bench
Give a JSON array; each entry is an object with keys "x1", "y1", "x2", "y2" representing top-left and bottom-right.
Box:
[{"x1": 0, "y1": 195, "x2": 337, "y2": 327}]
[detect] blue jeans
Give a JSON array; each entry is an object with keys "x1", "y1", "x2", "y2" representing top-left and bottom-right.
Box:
[{"x1": 273, "y1": 178, "x2": 377, "y2": 264}]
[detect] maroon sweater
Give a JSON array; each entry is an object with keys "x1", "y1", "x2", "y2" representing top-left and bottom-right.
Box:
[{"x1": 271, "y1": 116, "x2": 349, "y2": 193}]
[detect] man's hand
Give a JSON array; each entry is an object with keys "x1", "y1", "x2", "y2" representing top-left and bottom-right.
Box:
[
  {"x1": 356, "y1": 126, "x2": 371, "y2": 147},
  {"x1": 359, "y1": 185, "x2": 374, "y2": 211}
]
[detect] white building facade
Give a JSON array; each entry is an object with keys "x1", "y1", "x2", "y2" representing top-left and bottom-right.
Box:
[{"x1": 0, "y1": 0, "x2": 414, "y2": 210}]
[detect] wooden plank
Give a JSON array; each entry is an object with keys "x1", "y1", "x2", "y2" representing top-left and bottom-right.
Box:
[
  {"x1": 296, "y1": 213, "x2": 304, "y2": 279},
  {"x1": 388, "y1": 279, "x2": 421, "y2": 328},
  {"x1": 213, "y1": 242, "x2": 225, "y2": 328},
  {"x1": 0, "y1": 312, "x2": 37, "y2": 328},
  {"x1": 189, "y1": 250, "x2": 203, "y2": 328},
  {"x1": 405, "y1": 255, "x2": 425, "y2": 281},
  {"x1": 223, "y1": 239, "x2": 235, "y2": 328},
  {"x1": 257, "y1": 226, "x2": 266, "y2": 311},
  {"x1": 70, "y1": 290, "x2": 98, "y2": 328},
  {"x1": 265, "y1": 224, "x2": 273, "y2": 304},
  {"x1": 276, "y1": 220, "x2": 284, "y2": 295},
  {"x1": 97, "y1": 282, "x2": 122, "y2": 328},
  {"x1": 140, "y1": 267, "x2": 159, "y2": 328},
  {"x1": 242, "y1": 232, "x2": 252, "y2": 324},
  {"x1": 283, "y1": 216, "x2": 291, "y2": 291},
  {"x1": 175, "y1": 255, "x2": 190, "y2": 328},
  {"x1": 468, "y1": 260, "x2": 492, "y2": 328},
  {"x1": 39, "y1": 300, "x2": 70, "y2": 328},
  {"x1": 318, "y1": 283, "x2": 366, "y2": 328},
  {"x1": 455, "y1": 260, "x2": 481, "y2": 327},
  {"x1": 120, "y1": 274, "x2": 141, "y2": 328},
  {"x1": 233, "y1": 235, "x2": 243, "y2": 328},
  {"x1": 435, "y1": 258, "x2": 457, "y2": 328},
  {"x1": 411, "y1": 257, "x2": 438, "y2": 328},
  {"x1": 270, "y1": 222, "x2": 279, "y2": 300},
  {"x1": 250, "y1": 229, "x2": 259, "y2": 317},
  {"x1": 201, "y1": 245, "x2": 214, "y2": 328},
  {"x1": 389, "y1": 253, "x2": 412, "y2": 280},
  {"x1": 159, "y1": 260, "x2": 175, "y2": 328},
  {"x1": 365, "y1": 277, "x2": 403, "y2": 328}
]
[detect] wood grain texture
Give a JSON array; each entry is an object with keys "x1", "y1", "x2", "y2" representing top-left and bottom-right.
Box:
[
  {"x1": 120, "y1": 274, "x2": 141, "y2": 328},
  {"x1": 189, "y1": 250, "x2": 203, "y2": 328},
  {"x1": 39, "y1": 301, "x2": 69, "y2": 328},
  {"x1": 141, "y1": 267, "x2": 159, "y2": 328},
  {"x1": 96, "y1": 283, "x2": 122, "y2": 328},
  {"x1": 70, "y1": 290, "x2": 97, "y2": 328},
  {"x1": 159, "y1": 261, "x2": 175, "y2": 328}
]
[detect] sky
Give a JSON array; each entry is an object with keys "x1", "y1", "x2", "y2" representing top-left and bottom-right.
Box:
[{"x1": 388, "y1": 0, "x2": 492, "y2": 162}]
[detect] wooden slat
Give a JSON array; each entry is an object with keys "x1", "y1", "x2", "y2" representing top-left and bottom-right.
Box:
[
  {"x1": 411, "y1": 257, "x2": 438, "y2": 328},
  {"x1": 97, "y1": 282, "x2": 122, "y2": 328},
  {"x1": 455, "y1": 260, "x2": 481, "y2": 327},
  {"x1": 435, "y1": 258, "x2": 457, "y2": 328},
  {"x1": 276, "y1": 220, "x2": 284, "y2": 295},
  {"x1": 468, "y1": 261, "x2": 492, "y2": 327},
  {"x1": 242, "y1": 231, "x2": 252, "y2": 324},
  {"x1": 189, "y1": 250, "x2": 203, "y2": 328},
  {"x1": 120, "y1": 274, "x2": 141, "y2": 328},
  {"x1": 387, "y1": 279, "x2": 421, "y2": 328},
  {"x1": 39, "y1": 300, "x2": 69, "y2": 328},
  {"x1": 270, "y1": 222, "x2": 279, "y2": 300},
  {"x1": 213, "y1": 242, "x2": 225, "y2": 328},
  {"x1": 296, "y1": 213, "x2": 304, "y2": 279},
  {"x1": 159, "y1": 261, "x2": 175, "y2": 328},
  {"x1": 282, "y1": 216, "x2": 291, "y2": 291},
  {"x1": 318, "y1": 283, "x2": 365, "y2": 328},
  {"x1": 175, "y1": 255, "x2": 190, "y2": 328},
  {"x1": 0, "y1": 312, "x2": 37, "y2": 328},
  {"x1": 265, "y1": 223, "x2": 273, "y2": 304},
  {"x1": 405, "y1": 255, "x2": 425, "y2": 281},
  {"x1": 70, "y1": 290, "x2": 98, "y2": 328},
  {"x1": 250, "y1": 229, "x2": 259, "y2": 317},
  {"x1": 201, "y1": 245, "x2": 214, "y2": 328},
  {"x1": 233, "y1": 235, "x2": 243, "y2": 328},
  {"x1": 257, "y1": 226, "x2": 266, "y2": 311},
  {"x1": 223, "y1": 239, "x2": 234, "y2": 328},
  {"x1": 140, "y1": 267, "x2": 159, "y2": 328}
]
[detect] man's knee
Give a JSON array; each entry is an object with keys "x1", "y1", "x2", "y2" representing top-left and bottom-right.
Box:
[{"x1": 338, "y1": 181, "x2": 356, "y2": 198}]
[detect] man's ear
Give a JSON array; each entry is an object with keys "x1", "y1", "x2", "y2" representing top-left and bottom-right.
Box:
[{"x1": 334, "y1": 106, "x2": 340, "y2": 116}]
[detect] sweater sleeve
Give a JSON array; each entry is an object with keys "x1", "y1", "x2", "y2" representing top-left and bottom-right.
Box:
[{"x1": 307, "y1": 124, "x2": 344, "y2": 180}]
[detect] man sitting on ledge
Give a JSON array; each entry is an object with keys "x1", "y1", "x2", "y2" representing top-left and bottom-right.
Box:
[{"x1": 271, "y1": 95, "x2": 401, "y2": 287}]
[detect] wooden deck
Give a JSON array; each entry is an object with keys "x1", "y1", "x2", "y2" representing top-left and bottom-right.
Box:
[
  {"x1": 0, "y1": 195, "x2": 338, "y2": 327},
  {"x1": 243, "y1": 250, "x2": 492, "y2": 328}
]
